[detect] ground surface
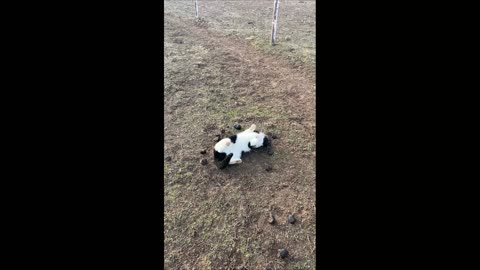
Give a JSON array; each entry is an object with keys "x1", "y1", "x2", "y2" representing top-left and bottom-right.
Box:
[{"x1": 164, "y1": 1, "x2": 316, "y2": 269}]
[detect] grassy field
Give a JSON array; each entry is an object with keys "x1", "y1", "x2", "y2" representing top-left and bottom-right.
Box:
[{"x1": 165, "y1": 1, "x2": 316, "y2": 269}]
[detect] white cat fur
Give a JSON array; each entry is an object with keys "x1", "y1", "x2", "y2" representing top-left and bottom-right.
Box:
[{"x1": 214, "y1": 124, "x2": 266, "y2": 165}]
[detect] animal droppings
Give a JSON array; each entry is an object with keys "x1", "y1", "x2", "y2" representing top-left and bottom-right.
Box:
[
  {"x1": 278, "y1": 249, "x2": 289, "y2": 259},
  {"x1": 288, "y1": 214, "x2": 296, "y2": 224}
]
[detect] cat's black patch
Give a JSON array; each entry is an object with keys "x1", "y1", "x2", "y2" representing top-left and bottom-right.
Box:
[
  {"x1": 248, "y1": 142, "x2": 254, "y2": 149},
  {"x1": 253, "y1": 130, "x2": 259, "y2": 133},
  {"x1": 214, "y1": 150, "x2": 226, "y2": 161},
  {"x1": 229, "y1": 135, "x2": 237, "y2": 144},
  {"x1": 263, "y1": 137, "x2": 269, "y2": 147}
]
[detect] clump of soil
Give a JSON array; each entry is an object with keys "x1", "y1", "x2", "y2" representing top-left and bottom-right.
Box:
[
  {"x1": 265, "y1": 165, "x2": 273, "y2": 172},
  {"x1": 173, "y1": 38, "x2": 183, "y2": 44},
  {"x1": 288, "y1": 214, "x2": 296, "y2": 224},
  {"x1": 268, "y1": 213, "x2": 275, "y2": 224},
  {"x1": 278, "y1": 249, "x2": 289, "y2": 259}
]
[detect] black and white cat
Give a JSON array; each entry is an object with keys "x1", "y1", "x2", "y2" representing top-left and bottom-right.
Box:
[{"x1": 213, "y1": 124, "x2": 270, "y2": 169}]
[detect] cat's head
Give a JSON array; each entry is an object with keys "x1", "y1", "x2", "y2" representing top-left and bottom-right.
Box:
[{"x1": 250, "y1": 131, "x2": 269, "y2": 148}]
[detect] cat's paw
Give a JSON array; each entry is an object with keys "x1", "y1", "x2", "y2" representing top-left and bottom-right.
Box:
[{"x1": 229, "y1": 158, "x2": 242, "y2": 165}]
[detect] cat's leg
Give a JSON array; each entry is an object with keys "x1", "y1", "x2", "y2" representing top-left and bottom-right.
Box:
[
  {"x1": 247, "y1": 124, "x2": 256, "y2": 132},
  {"x1": 229, "y1": 152, "x2": 243, "y2": 164},
  {"x1": 217, "y1": 153, "x2": 233, "y2": 169},
  {"x1": 229, "y1": 158, "x2": 242, "y2": 164}
]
